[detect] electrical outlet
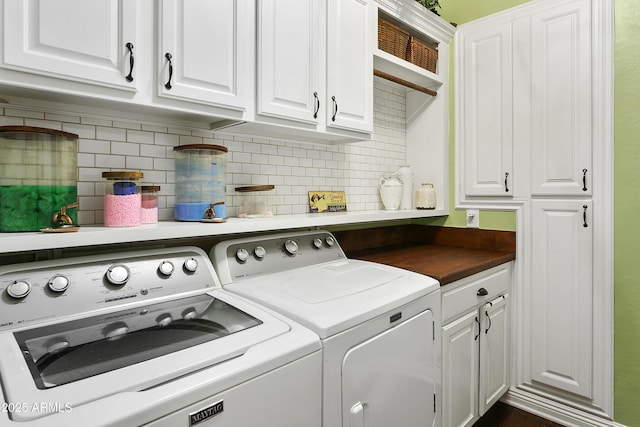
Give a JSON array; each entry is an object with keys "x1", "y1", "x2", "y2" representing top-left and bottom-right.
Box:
[{"x1": 466, "y1": 209, "x2": 479, "y2": 228}]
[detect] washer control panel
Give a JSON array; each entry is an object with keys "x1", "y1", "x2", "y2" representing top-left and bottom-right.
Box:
[
  {"x1": 211, "y1": 230, "x2": 346, "y2": 284},
  {"x1": 0, "y1": 247, "x2": 218, "y2": 333}
]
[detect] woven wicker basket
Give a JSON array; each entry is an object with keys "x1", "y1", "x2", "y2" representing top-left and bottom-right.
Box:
[
  {"x1": 377, "y1": 18, "x2": 410, "y2": 60},
  {"x1": 407, "y1": 36, "x2": 438, "y2": 73}
]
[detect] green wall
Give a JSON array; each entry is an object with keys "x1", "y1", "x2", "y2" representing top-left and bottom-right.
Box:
[{"x1": 435, "y1": 0, "x2": 640, "y2": 424}]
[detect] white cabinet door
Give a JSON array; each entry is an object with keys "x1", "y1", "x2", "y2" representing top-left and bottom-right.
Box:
[
  {"x1": 442, "y1": 310, "x2": 479, "y2": 427},
  {"x1": 530, "y1": 0, "x2": 592, "y2": 196},
  {"x1": 257, "y1": 0, "x2": 323, "y2": 124},
  {"x1": 459, "y1": 21, "x2": 513, "y2": 197},
  {"x1": 2, "y1": 0, "x2": 137, "y2": 91},
  {"x1": 531, "y1": 199, "x2": 593, "y2": 398},
  {"x1": 479, "y1": 294, "x2": 510, "y2": 415},
  {"x1": 326, "y1": 0, "x2": 372, "y2": 133},
  {"x1": 159, "y1": 0, "x2": 253, "y2": 110}
]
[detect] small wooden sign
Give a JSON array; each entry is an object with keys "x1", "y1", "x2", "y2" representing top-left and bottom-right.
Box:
[{"x1": 308, "y1": 191, "x2": 347, "y2": 213}]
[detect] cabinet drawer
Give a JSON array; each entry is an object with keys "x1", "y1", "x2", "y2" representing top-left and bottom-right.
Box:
[{"x1": 442, "y1": 263, "x2": 511, "y2": 324}]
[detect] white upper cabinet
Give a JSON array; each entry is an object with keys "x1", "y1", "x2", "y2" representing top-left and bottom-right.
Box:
[
  {"x1": 458, "y1": 21, "x2": 514, "y2": 197},
  {"x1": 158, "y1": 0, "x2": 253, "y2": 111},
  {"x1": 326, "y1": 0, "x2": 373, "y2": 133},
  {"x1": 530, "y1": 0, "x2": 592, "y2": 196},
  {"x1": 2, "y1": 0, "x2": 138, "y2": 91},
  {"x1": 257, "y1": 0, "x2": 323, "y2": 124}
]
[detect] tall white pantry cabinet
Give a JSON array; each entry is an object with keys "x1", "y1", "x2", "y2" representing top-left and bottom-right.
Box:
[{"x1": 455, "y1": 0, "x2": 614, "y2": 425}]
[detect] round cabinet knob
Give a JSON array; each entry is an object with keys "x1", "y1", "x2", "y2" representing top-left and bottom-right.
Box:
[
  {"x1": 184, "y1": 257, "x2": 198, "y2": 273},
  {"x1": 325, "y1": 236, "x2": 336, "y2": 247},
  {"x1": 47, "y1": 275, "x2": 70, "y2": 293},
  {"x1": 156, "y1": 313, "x2": 173, "y2": 327},
  {"x1": 158, "y1": 261, "x2": 175, "y2": 276},
  {"x1": 236, "y1": 248, "x2": 249, "y2": 263},
  {"x1": 105, "y1": 264, "x2": 131, "y2": 286},
  {"x1": 313, "y1": 238, "x2": 323, "y2": 249},
  {"x1": 254, "y1": 246, "x2": 266, "y2": 259},
  {"x1": 6, "y1": 280, "x2": 31, "y2": 299},
  {"x1": 284, "y1": 239, "x2": 299, "y2": 256}
]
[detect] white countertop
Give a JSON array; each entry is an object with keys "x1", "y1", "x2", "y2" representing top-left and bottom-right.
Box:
[{"x1": 0, "y1": 209, "x2": 446, "y2": 254}]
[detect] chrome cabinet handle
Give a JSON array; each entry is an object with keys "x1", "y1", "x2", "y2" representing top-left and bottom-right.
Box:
[
  {"x1": 331, "y1": 96, "x2": 338, "y2": 121},
  {"x1": 583, "y1": 169, "x2": 588, "y2": 191},
  {"x1": 313, "y1": 92, "x2": 320, "y2": 119},
  {"x1": 504, "y1": 172, "x2": 510, "y2": 193},
  {"x1": 477, "y1": 287, "x2": 488, "y2": 296},
  {"x1": 125, "y1": 42, "x2": 134, "y2": 82},
  {"x1": 164, "y1": 53, "x2": 173, "y2": 90}
]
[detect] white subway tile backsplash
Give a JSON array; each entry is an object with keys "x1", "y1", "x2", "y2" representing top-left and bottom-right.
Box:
[{"x1": 1, "y1": 81, "x2": 407, "y2": 224}]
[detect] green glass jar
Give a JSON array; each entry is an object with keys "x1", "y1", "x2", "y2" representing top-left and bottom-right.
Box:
[{"x1": 0, "y1": 126, "x2": 78, "y2": 232}]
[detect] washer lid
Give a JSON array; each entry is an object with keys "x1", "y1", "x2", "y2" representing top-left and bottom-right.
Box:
[{"x1": 225, "y1": 259, "x2": 440, "y2": 338}]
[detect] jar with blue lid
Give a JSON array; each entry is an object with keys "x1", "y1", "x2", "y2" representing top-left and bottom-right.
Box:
[{"x1": 174, "y1": 144, "x2": 228, "y2": 221}]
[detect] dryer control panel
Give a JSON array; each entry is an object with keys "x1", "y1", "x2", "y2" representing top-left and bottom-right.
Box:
[{"x1": 211, "y1": 230, "x2": 346, "y2": 284}]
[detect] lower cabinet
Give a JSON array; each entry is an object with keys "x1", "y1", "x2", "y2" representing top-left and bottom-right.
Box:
[{"x1": 441, "y1": 263, "x2": 512, "y2": 427}]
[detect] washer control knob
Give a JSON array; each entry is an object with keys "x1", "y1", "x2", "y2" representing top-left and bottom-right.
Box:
[
  {"x1": 105, "y1": 264, "x2": 130, "y2": 286},
  {"x1": 6, "y1": 280, "x2": 31, "y2": 299},
  {"x1": 47, "y1": 275, "x2": 70, "y2": 293},
  {"x1": 184, "y1": 257, "x2": 198, "y2": 273},
  {"x1": 47, "y1": 339, "x2": 70, "y2": 354},
  {"x1": 103, "y1": 322, "x2": 129, "y2": 340},
  {"x1": 254, "y1": 246, "x2": 266, "y2": 259},
  {"x1": 236, "y1": 248, "x2": 249, "y2": 263},
  {"x1": 325, "y1": 236, "x2": 336, "y2": 247},
  {"x1": 182, "y1": 309, "x2": 197, "y2": 320},
  {"x1": 284, "y1": 239, "x2": 299, "y2": 256},
  {"x1": 157, "y1": 314, "x2": 173, "y2": 327},
  {"x1": 158, "y1": 261, "x2": 175, "y2": 276},
  {"x1": 313, "y1": 238, "x2": 323, "y2": 249}
]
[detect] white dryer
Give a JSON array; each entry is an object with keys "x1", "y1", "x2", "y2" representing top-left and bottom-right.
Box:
[{"x1": 212, "y1": 230, "x2": 442, "y2": 427}]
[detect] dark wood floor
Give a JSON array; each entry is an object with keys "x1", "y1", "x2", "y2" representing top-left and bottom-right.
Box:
[{"x1": 473, "y1": 402, "x2": 566, "y2": 427}]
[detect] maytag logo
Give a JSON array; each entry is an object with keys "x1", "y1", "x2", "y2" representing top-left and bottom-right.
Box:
[{"x1": 190, "y1": 400, "x2": 224, "y2": 426}]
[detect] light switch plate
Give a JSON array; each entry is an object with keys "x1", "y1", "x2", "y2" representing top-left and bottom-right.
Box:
[{"x1": 466, "y1": 209, "x2": 479, "y2": 228}]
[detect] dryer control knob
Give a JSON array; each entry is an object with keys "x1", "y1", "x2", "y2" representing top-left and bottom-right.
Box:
[
  {"x1": 284, "y1": 239, "x2": 299, "y2": 256},
  {"x1": 6, "y1": 280, "x2": 31, "y2": 299},
  {"x1": 236, "y1": 248, "x2": 249, "y2": 262},
  {"x1": 184, "y1": 257, "x2": 198, "y2": 273},
  {"x1": 47, "y1": 275, "x2": 70, "y2": 293},
  {"x1": 158, "y1": 261, "x2": 175, "y2": 276},
  {"x1": 254, "y1": 246, "x2": 266, "y2": 259},
  {"x1": 103, "y1": 322, "x2": 129, "y2": 340},
  {"x1": 106, "y1": 264, "x2": 131, "y2": 286},
  {"x1": 325, "y1": 236, "x2": 336, "y2": 247},
  {"x1": 313, "y1": 238, "x2": 323, "y2": 249}
]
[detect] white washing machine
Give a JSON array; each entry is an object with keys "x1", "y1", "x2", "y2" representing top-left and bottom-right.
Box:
[
  {"x1": 0, "y1": 246, "x2": 322, "y2": 427},
  {"x1": 211, "y1": 230, "x2": 442, "y2": 427}
]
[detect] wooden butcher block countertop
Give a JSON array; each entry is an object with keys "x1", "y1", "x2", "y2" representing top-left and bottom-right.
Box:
[{"x1": 333, "y1": 225, "x2": 516, "y2": 286}]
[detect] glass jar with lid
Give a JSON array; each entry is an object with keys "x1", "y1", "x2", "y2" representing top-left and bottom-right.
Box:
[
  {"x1": 141, "y1": 185, "x2": 160, "y2": 224},
  {"x1": 235, "y1": 185, "x2": 275, "y2": 218},
  {"x1": 102, "y1": 171, "x2": 143, "y2": 227}
]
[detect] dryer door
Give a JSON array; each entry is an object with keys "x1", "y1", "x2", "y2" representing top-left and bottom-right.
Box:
[{"x1": 342, "y1": 309, "x2": 437, "y2": 427}]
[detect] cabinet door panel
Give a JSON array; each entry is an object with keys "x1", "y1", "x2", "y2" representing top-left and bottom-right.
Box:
[
  {"x1": 530, "y1": 0, "x2": 592, "y2": 195},
  {"x1": 257, "y1": 0, "x2": 322, "y2": 123},
  {"x1": 479, "y1": 295, "x2": 510, "y2": 415},
  {"x1": 531, "y1": 200, "x2": 592, "y2": 398},
  {"x1": 326, "y1": 0, "x2": 372, "y2": 133},
  {"x1": 159, "y1": 0, "x2": 252, "y2": 109},
  {"x1": 3, "y1": 0, "x2": 137, "y2": 90},
  {"x1": 442, "y1": 310, "x2": 479, "y2": 427},
  {"x1": 460, "y1": 22, "x2": 513, "y2": 197}
]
